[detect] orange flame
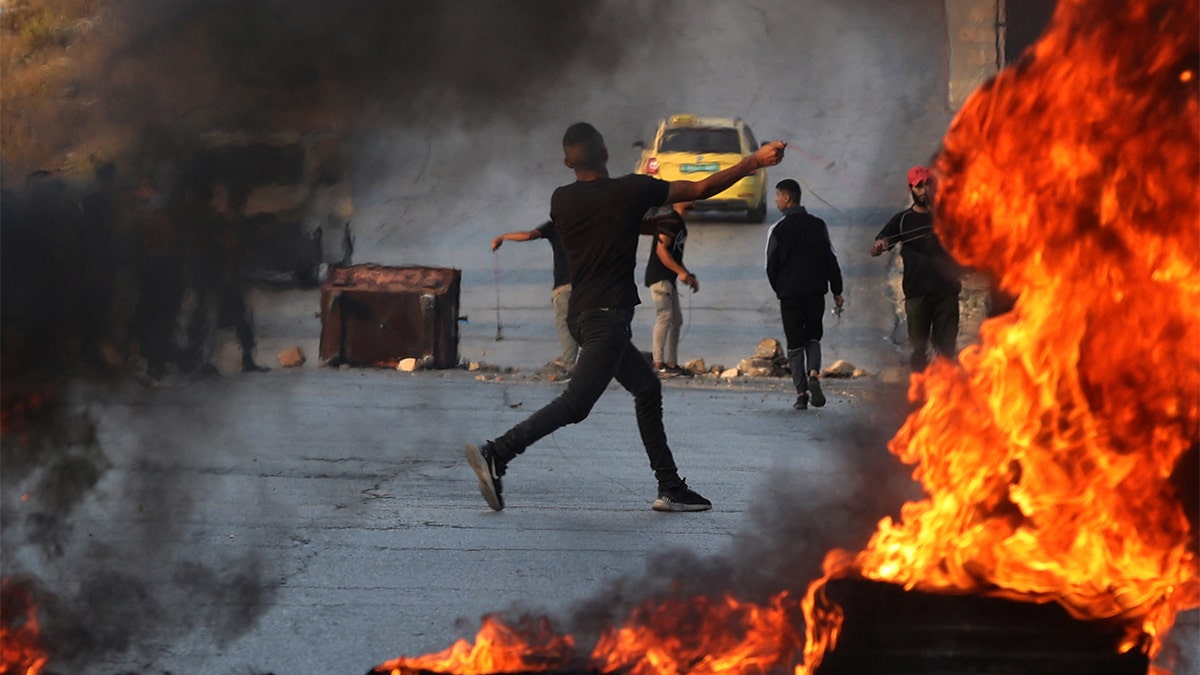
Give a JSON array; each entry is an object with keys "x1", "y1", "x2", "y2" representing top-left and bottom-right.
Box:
[
  {"x1": 375, "y1": 594, "x2": 806, "y2": 675},
  {"x1": 1, "y1": 579, "x2": 49, "y2": 675},
  {"x1": 589, "y1": 592, "x2": 803, "y2": 675},
  {"x1": 373, "y1": 615, "x2": 574, "y2": 675},
  {"x1": 798, "y1": 0, "x2": 1200, "y2": 672}
]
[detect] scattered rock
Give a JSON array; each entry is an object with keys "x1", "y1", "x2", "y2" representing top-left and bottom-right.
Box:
[
  {"x1": 719, "y1": 367, "x2": 740, "y2": 380},
  {"x1": 539, "y1": 361, "x2": 572, "y2": 382},
  {"x1": 397, "y1": 357, "x2": 421, "y2": 372},
  {"x1": 278, "y1": 347, "x2": 306, "y2": 368},
  {"x1": 738, "y1": 356, "x2": 782, "y2": 378},
  {"x1": 683, "y1": 358, "x2": 706, "y2": 375},
  {"x1": 738, "y1": 357, "x2": 767, "y2": 371},
  {"x1": 821, "y1": 359, "x2": 856, "y2": 378},
  {"x1": 752, "y1": 338, "x2": 783, "y2": 360}
]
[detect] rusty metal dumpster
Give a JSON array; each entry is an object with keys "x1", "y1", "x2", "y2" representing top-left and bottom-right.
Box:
[{"x1": 318, "y1": 264, "x2": 461, "y2": 369}]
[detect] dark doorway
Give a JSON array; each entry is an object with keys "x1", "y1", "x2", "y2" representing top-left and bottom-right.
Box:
[{"x1": 1006, "y1": 0, "x2": 1058, "y2": 64}]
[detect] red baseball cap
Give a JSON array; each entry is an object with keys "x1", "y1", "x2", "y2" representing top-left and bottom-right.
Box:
[{"x1": 907, "y1": 165, "x2": 933, "y2": 187}]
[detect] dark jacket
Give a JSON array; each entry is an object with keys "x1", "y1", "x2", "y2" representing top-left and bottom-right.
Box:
[{"x1": 766, "y1": 206, "x2": 843, "y2": 299}]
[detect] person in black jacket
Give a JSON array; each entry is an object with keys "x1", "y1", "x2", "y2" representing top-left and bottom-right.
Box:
[
  {"x1": 766, "y1": 179, "x2": 844, "y2": 410},
  {"x1": 870, "y1": 166, "x2": 962, "y2": 372}
]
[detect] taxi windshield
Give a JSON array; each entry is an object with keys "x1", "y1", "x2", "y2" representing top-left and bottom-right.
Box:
[{"x1": 659, "y1": 128, "x2": 741, "y2": 154}]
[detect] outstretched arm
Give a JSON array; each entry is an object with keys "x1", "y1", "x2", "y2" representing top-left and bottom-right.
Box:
[
  {"x1": 665, "y1": 141, "x2": 786, "y2": 204},
  {"x1": 491, "y1": 229, "x2": 542, "y2": 251}
]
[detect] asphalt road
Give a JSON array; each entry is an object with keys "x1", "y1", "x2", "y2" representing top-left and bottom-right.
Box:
[{"x1": 24, "y1": 353, "x2": 911, "y2": 674}]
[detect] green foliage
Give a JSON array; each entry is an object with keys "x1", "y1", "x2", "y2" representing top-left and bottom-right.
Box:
[
  {"x1": 23, "y1": 10, "x2": 71, "y2": 50},
  {"x1": 3, "y1": 0, "x2": 98, "y2": 54}
]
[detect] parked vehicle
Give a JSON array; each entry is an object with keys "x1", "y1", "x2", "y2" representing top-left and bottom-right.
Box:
[
  {"x1": 182, "y1": 129, "x2": 354, "y2": 287},
  {"x1": 633, "y1": 114, "x2": 769, "y2": 223}
]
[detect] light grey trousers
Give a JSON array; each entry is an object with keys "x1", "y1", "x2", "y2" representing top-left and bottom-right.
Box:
[
  {"x1": 551, "y1": 284, "x2": 578, "y2": 366},
  {"x1": 649, "y1": 279, "x2": 683, "y2": 365}
]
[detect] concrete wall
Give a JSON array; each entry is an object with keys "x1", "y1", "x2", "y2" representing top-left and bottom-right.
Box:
[{"x1": 946, "y1": 0, "x2": 1003, "y2": 111}]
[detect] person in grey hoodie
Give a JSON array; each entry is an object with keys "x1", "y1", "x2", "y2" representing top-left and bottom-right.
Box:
[{"x1": 766, "y1": 178, "x2": 844, "y2": 410}]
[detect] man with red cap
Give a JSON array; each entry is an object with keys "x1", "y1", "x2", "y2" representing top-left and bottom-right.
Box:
[{"x1": 870, "y1": 166, "x2": 963, "y2": 371}]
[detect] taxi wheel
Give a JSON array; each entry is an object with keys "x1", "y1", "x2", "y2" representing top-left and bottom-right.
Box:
[{"x1": 746, "y1": 200, "x2": 767, "y2": 223}]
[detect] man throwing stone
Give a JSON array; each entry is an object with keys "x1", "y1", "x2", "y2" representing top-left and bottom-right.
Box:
[{"x1": 467, "y1": 123, "x2": 786, "y2": 512}]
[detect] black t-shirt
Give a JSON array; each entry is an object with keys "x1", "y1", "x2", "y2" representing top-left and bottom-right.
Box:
[
  {"x1": 534, "y1": 220, "x2": 570, "y2": 289},
  {"x1": 874, "y1": 208, "x2": 963, "y2": 297},
  {"x1": 550, "y1": 174, "x2": 670, "y2": 318},
  {"x1": 643, "y1": 208, "x2": 687, "y2": 287}
]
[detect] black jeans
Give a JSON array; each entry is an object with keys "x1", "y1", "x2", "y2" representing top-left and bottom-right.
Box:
[
  {"x1": 904, "y1": 292, "x2": 959, "y2": 371},
  {"x1": 494, "y1": 306, "x2": 682, "y2": 487},
  {"x1": 780, "y1": 294, "x2": 825, "y2": 394}
]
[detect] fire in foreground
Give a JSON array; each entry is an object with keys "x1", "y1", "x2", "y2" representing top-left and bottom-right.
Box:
[
  {"x1": 1, "y1": 579, "x2": 49, "y2": 675},
  {"x1": 399, "y1": 0, "x2": 1199, "y2": 673},
  {"x1": 799, "y1": 0, "x2": 1199, "y2": 669}
]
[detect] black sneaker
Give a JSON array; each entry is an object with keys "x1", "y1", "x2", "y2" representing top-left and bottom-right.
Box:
[
  {"x1": 793, "y1": 393, "x2": 808, "y2": 410},
  {"x1": 655, "y1": 365, "x2": 680, "y2": 379},
  {"x1": 807, "y1": 375, "x2": 826, "y2": 407},
  {"x1": 465, "y1": 442, "x2": 505, "y2": 511},
  {"x1": 652, "y1": 480, "x2": 712, "y2": 512}
]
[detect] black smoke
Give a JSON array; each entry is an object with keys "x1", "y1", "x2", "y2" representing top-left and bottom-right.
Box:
[
  {"x1": 1, "y1": 1, "x2": 662, "y2": 669},
  {"x1": 4, "y1": 0, "x2": 657, "y2": 182}
]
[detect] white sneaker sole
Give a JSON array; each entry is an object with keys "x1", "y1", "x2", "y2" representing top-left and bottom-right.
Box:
[
  {"x1": 465, "y1": 444, "x2": 503, "y2": 511},
  {"x1": 652, "y1": 498, "x2": 712, "y2": 512}
]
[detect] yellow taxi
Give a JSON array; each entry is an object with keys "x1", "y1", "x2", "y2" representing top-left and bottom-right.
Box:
[{"x1": 633, "y1": 114, "x2": 769, "y2": 223}]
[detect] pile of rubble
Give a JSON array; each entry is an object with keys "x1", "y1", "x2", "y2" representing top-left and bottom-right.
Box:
[
  {"x1": 457, "y1": 338, "x2": 871, "y2": 385},
  {"x1": 677, "y1": 338, "x2": 869, "y2": 381}
]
